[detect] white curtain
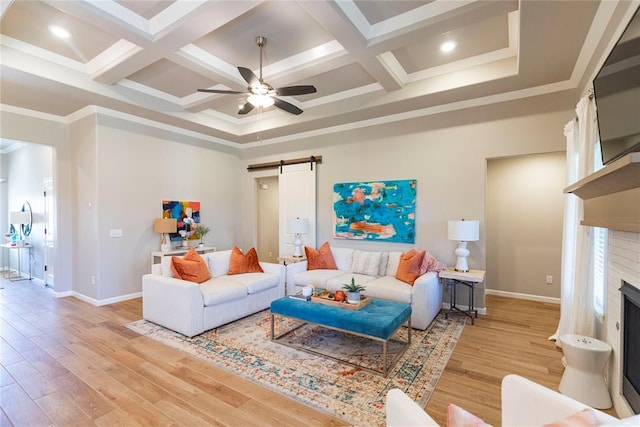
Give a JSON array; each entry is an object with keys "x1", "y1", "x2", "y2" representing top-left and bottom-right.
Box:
[{"x1": 550, "y1": 95, "x2": 598, "y2": 345}]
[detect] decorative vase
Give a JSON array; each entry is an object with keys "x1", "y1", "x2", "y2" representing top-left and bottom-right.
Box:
[
  {"x1": 198, "y1": 242, "x2": 204, "y2": 248},
  {"x1": 347, "y1": 291, "x2": 361, "y2": 304}
]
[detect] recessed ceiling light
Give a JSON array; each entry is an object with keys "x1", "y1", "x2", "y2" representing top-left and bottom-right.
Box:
[
  {"x1": 440, "y1": 41, "x2": 456, "y2": 53},
  {"x1": 49, "y1": 25, "x2": 70, "y2": 39}
]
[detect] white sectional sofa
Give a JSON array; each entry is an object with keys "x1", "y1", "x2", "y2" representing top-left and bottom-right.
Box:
[
  {"x1": 286, "y1": 246, "x2": 443, "y2": 330},
  {"x1": 142, "y1": 249, "x2": 285, "y2": 337}
]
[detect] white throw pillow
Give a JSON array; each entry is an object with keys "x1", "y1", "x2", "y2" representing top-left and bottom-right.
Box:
[
  {"x1": 378, "y1": 252, "x2": 389, "y2": 276},
  {"x1": 206, "y1": 250, "x2": 232, "y2": 277},
  {"x1": 386, "y1": 251, "x2": 403, "y2": 276},
  {"x1": 351, "y1": 250, "x2": 382, "y2": 277},
  {"x1": 331, "y1": 246, "x2": 354, "y2": 271}
]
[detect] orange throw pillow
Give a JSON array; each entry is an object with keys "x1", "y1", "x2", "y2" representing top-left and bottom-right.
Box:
[
  {"x1": 171, "y1": 248, "x2": 211, "y2": 284},
  {"x1": 395, "y1": 249, "x2": 426, "y2": 285},
  {"x1": 228, "y1": 246, "x2": 264, "y2": 275},
  {"x1": 305, "y1": 242, "x2": 337, "y2": 270}
]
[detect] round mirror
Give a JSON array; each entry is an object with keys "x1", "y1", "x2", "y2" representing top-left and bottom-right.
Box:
[{"x1": 21, "y1": 202, "x2": 32, "y2": 237}]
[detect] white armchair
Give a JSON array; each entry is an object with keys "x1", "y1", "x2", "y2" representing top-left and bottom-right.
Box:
[{"x1": 386, "y1": 375, "x2": 621, "y2": 426}]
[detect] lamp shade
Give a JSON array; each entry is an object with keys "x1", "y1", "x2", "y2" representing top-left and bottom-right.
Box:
[
  {"x1": 10, "y1": 211, "x2": 30, "y2": 225},
  {"x1": 288, "y1": 218, "x2": 309, "y2": 234},
  {"x1": 154, "y1": 218, "x2": 177, "y2": 234},
  {"x1": 448, "y1": 220, "x2": 479, "y2": 242}
]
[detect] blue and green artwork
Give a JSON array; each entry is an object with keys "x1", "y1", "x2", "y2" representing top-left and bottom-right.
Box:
[{"x1": 333, "y1": 179, "x2": 417, "y2": 243}]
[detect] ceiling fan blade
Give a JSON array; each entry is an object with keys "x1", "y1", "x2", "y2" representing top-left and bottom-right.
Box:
[
  {"x1": 238, "y1": 67, "x2": 259, "y2": 87},
  {"x1": 197, "y1": 89, "x2": 244, "y2": 94},
  {"x1": 238, "y1": 102, "x2": 255, "y2": 115},
  {"x1": 276, "y1": 85, "x2": 317, "y2": 96},
  {"x1": 273, "y1": 97, "x2": 303, "y2": 115}
]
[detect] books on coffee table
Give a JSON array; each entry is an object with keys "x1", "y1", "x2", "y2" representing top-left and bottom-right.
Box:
[{"x1": 288, "y1": 291, "x2": 311, "y2": 301}]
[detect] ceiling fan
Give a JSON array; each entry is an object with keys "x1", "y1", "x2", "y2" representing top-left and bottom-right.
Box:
[{"x1": 197, "y1": 36, "x2": 316, "y2": 115}]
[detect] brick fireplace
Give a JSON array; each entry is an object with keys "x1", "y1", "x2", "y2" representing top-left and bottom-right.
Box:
[{"x1": 605, "y1": 230, "x2": 640, "y2": 417}]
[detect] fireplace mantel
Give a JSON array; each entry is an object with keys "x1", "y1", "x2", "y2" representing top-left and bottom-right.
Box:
[{"x1": 564, "y1": 153, "x2": 640, "y2": 232}]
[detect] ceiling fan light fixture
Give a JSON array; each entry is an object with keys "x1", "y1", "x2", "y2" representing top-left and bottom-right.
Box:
[{"x1": 248, "y1": 94, "x2": 274, "y2": 108}]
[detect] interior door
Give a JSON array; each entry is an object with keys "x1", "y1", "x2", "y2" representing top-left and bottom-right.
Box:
[
  {"x1": 43, "y1": 178, "x2": 55, "y2": 288},
  {"x1": 278, "y1": 162, "x2": 317, "y2": 257}
]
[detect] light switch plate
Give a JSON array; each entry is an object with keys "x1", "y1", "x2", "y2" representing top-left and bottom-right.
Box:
[{"x1": 109, "y1": 229, "x2": 123, "y2": 238}]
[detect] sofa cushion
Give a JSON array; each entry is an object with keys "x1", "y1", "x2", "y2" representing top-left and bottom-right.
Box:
[
  {"x1": 331, "y1": 246, "x2": 354, "y2": 271},
  {"x1": 294, "y1": 269, "x2": 344, "y2": 287},
  {"x1": 325, "y1": 273, "x2": 378, "y2": 292},
  {"x1": 351, "y1": 250, "x2": 382, "y2": 276},
  {"x1": 200, "y1": 277, "x2": 247, "y2": 306},
  {"x1": 359, "y1": 275, "x2": 413, "y2": 304},
  {"x1": 170, "y1": 249, "x2": 211, "y2": 284},
  {"x1": 226, "y1": 272, "x2": 279, "y2": 294},
  {"x1": 396, "y1": 249, "x2": 426, "y2": 285},
  {"x1": 205, "y1": 250, "x2": 232, "y2": 277},
  {"x1": 306, "y1": 242, "x2": 338, "y2": 270},
  {"x1": 228, "y1": 247, "x2": 264, "y2": 275}
]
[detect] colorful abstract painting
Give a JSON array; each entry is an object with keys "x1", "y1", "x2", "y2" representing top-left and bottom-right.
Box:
[
  {"x1": 333, "y1": 179, "x2": 416, "y2": 243},
  {"x1": 162, "y1": 200, "x2": 201, "y2": 241}
]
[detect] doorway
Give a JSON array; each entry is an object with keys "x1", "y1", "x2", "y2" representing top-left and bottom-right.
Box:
[{"x1": 43, "y1": 177, "x2": 55, "y2": 288}]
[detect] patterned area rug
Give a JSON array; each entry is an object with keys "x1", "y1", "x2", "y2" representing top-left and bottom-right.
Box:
[{"x1": 127, "y1": 310, "x2": 464, "y2": 426}]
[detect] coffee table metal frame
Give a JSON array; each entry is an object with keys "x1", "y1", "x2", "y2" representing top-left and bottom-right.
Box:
[{"x1": 270, "y1": 300, "x2": 411, "y2": 377}]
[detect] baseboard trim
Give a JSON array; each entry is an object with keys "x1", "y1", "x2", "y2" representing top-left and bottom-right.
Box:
[
  {"x1": 485, "y1": 289, "x2": 560, "y2": 304},
  {"x1": 66, "y1": 291, "x2": 142, "y2": 306}
]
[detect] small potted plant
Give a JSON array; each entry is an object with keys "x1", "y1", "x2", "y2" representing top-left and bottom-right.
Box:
[
  {"x1": 343, "y1": 277, "x2": 366, "y2": 304},
  {"x1": 193, "y1": 224, "x2": 210, "y2": 247}
]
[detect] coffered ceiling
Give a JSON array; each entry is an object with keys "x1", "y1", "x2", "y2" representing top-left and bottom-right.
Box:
[{"x1": 0, "y1": 0, "x2": 628, "y2": 148}]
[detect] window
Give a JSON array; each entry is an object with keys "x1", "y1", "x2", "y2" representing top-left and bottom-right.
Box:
[{"x1": 592, "y1": 138, "x2": 607, "y2": 315}]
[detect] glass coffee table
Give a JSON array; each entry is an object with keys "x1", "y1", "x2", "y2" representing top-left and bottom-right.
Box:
[{"x1": 270, "y1": 296, "x2": 411, "y2": 376}]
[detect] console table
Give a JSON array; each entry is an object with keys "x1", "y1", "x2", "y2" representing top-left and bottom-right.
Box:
[
  {"x1": 1, "y1": 243, "x2": 32, "y2": 281},
  {"x1": 439, "y1": 268, "x2": 485, "y2": 325},
  {"x1": 150, "y1": 246, "x2": 216, "y2": 266}
]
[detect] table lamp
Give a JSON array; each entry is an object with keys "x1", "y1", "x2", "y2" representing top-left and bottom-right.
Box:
[
  {"x1": 288, "y1": 217, "x2": 309, "y2": 258},
  {"x1": 448, "y1": 219, "x2": 479, "y2": 272},
  {"x1": 154, "y1": 218, "x2": 177, "y2": 252}
]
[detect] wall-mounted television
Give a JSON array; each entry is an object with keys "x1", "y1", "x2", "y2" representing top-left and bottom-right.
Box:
[{"x1": 593, "y1": 6, "x2": 640, "y2": 165}]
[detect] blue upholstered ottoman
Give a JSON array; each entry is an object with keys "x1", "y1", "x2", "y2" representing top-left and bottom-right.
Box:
[{"x1": 270, "y1": 297, "x2": 412, "y2": 376}]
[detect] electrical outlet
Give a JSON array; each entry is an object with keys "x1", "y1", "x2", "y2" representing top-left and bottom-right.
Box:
[
  {"x1": 109, "y1": 229, "x2": 123, "y2": 237},
  {"x1": 546, "y1": 275, "x2": 553, "y2": 284}
]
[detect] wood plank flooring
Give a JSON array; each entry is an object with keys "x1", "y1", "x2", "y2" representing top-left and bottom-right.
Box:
[{"x1": 0, "y1": 278, "x2": 596, "y2": 426}]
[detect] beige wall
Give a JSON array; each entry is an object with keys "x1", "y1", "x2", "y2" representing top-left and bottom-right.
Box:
[
  {"x1": 256, "y1": 176, "x2": 279, "y2": 263},
  {"x1": 486, "y1": 152, "x2": 566, "y2": 300}
]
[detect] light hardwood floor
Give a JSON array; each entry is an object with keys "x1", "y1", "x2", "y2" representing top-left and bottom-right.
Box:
[{"x1": 0, "y1": 278, "x2": 588, "y2": 426}]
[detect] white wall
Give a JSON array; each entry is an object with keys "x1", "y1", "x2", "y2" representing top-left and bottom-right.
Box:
[{"x1": 240, "y1": 93, "x2": 575, "y2": 309}]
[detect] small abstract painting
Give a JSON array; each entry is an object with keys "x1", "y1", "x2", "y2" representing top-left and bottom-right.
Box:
[
  {"x1": 162, "y1": 200, "x2": 201, "y2": 241},
  {"x1": 333, "y1": 179, "x2": 416, "y2": 243}
]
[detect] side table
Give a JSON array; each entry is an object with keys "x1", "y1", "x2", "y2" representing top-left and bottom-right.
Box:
[
  {"x1": 1, "y1": 243, "x2": 33, "y2": 281},
  {"x1": 150, "y1": 246, "x2": 216, "y2": 267},
  {"x1": 277, "y1": 255, "x2": 306, "y2": 266},
  {"x1": 439, "y1": 268, "x2": 485, "y2": 325}
]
